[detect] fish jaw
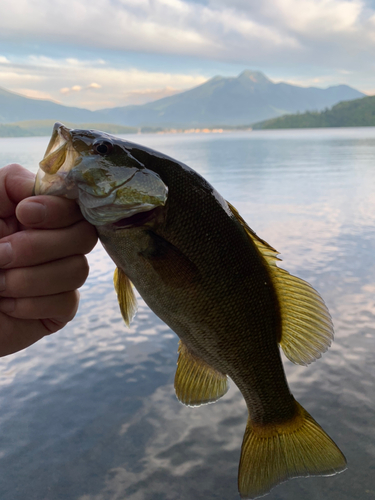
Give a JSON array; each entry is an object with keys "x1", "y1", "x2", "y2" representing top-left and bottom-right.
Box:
[
  {"x1": 34, "y1": 122, "x2": 169, "y2": 226},
  {"x1": 35, "y1": 122, "x2": 80, "y2": 199},
  {"x1": 76, "y1": 168, "x2": 168, "y2": 226}
]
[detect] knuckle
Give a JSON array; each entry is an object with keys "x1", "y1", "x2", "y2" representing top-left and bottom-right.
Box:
[
  {"x1": 13, "y1": 230, "x2": 36, "y2": 266},
  {"x1": 15, "y1": 270, "x2": 29, "y2": 297},
  {"x1": 70, "y1": 255, "x2": 90, "y2": 287},
  {"x1": 1, "y1": 164, "x2": 24, "y2": 177},
  {"x1": 74, "y1": 221, "x2": 98, "y2": 253},
  {"x1": 43, "y1": 196, "x2": 82, "y2": 227},
  {"x1": 41, "y1": 318, "x2": 67, "y2": 334},
  {"x1": 6, "y1": 296, "x2": 32, "y2": 317},
  {"x1": 4, "y1": 268, "x2": 30, "y2": 297},
  {"x1": 61, "y1": 290, "x2": 80, "y2": 321},
  {"x1": 34, "y1": 291, "x2": 79, "y2": 322}
]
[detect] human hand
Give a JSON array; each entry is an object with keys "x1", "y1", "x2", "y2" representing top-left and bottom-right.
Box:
[{"x1": 0, "y1": 164, "x2": 98, "y2": 356}]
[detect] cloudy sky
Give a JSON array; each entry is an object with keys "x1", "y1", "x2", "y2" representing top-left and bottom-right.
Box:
[{"x1": 1, "y1": 0, "x2": 375, "y2": 110}]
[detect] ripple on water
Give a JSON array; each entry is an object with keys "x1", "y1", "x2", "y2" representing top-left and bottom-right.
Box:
[{"x1": 1, "y1": 130, "x2": 375, "y2": 500}]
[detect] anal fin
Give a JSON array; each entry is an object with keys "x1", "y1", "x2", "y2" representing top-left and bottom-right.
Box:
[
  {"x1": 113, "y1": 267, "x2": 138, "y2": 326},
  {"x1": 174, "y1": 340, "x2": 229, "y2": 407}
]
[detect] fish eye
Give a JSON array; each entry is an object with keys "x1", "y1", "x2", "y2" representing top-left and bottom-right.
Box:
[{"x1": 93, "y1": 140, "x2": 113, "y2": 156}]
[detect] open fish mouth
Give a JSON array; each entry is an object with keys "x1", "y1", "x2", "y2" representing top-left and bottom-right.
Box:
[
  {"x1": 34, "y1": 122, "x2": 168, "y2": 226},
  {"x1": 34, "y1": 122, "x2": 80, "y2": 199},
  {"x1": 40, "y1": 122, "x2": 71, "y2": 174}
]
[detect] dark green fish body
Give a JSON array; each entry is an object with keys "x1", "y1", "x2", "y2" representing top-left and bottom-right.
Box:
[
  {"x1": 97, "y1": 160, "x2": 294, "y2": 425},
  {"x1": 35, "y1": 123, "x2": 346, "y2": 498}
]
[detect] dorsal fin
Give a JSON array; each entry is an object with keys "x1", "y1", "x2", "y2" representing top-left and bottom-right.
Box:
[
  {"x1": 227, "y1": 201, "x2": 334, "y2": 366},
  {"x1": 113, "y1": 267, "x2": 138, "y2": 326},
  {"x1": 175, "y1": 341, "x2": 229, "y2": 406}
]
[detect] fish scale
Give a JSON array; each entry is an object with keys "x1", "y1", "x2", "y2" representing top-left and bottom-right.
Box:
[{"x1": 103, "y1": 173, "x2": 280, "y2": 396}]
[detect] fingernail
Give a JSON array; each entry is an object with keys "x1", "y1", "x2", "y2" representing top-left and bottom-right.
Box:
[
  {"x1": 0, "y1": 298, "x2": 15, "y2": 313},
  {"x1": 0, "y1": 242, "x2": 12, "y2": 267},
  {"x1": 0, "y1": 271, "x2": 5, "y2": 292},
  {"x1": 19, "y1": 201, "x2": 46, "y2": 225}
]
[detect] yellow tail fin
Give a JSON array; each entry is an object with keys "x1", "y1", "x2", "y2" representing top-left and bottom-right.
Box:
[{"x1": 238, "y1": 402, "x2": 346, "y2": 499}]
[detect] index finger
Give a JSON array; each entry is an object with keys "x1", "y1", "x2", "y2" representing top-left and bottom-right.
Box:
[{"x1": 0, "y1": 164, "x2": 35, "y2": 218}]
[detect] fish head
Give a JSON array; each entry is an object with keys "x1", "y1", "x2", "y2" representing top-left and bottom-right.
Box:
[{"x1": 34, "y1": 122, "x2": 168, "y2": 226}]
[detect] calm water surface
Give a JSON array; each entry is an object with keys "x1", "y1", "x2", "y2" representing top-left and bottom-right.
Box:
[{"x1": 0, "y1": 128, "x2": 374, "y2": 500}]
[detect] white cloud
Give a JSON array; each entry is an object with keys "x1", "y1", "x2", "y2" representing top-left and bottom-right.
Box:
[
  {"x1": 13, "y1": 88, "x2": 56, "y2": 100},
  {"x1": 65, "y1": 58, "x2": 81, "y2": 66},
  {"x1": 245, "y1": 0, "x2": 363, "y2": 34},
  {"x1": 0, "y1": 0, "x2": 375, "y2": 100},
  {"x1": 0, "y1": 1, "x2": 312, "y2": 60},
  {"x1": 0, "y1": 70, "x2": 42, "y2": 83},
  {"x1": 59, "y1": 82, "x2": 102, "y2": 95},
  {"x1": 0, "y1": 56, "x2": 207, "y2": 109},
  {"x1": 87, "y1": 82, "x2": 101, "y2": 89},
  {"x1": 0, "y1": 0, "x2": 373, "y2": 70},
  {"x1": 0, "y1": 0, "x2": 217, "y2": 56}
]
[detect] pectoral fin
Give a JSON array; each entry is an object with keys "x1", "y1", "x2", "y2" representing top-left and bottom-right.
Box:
[
  {"x1": 140, "y1": 231, "x2": 199, "y2": 288},
  {"x1": 113, "y1": 267, "x2": 138, "y2": 326},
  {"x1": 227, "y1": 202, "x2": 334, "y2": 366},
  {"x1": 174, "y1": 341, "x2": 229, "y2": 407}
]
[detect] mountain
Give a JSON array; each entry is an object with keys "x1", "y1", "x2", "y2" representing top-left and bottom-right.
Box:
[
  {"x1": 0, "y1": 120, "x2": 137, "y2": 137},
  {"x1": 0, "y1": 87, "x2": 96, "y2": 123},
  {"x1": 252, "y1": 95, "x2": 375, "y2": 129},
  {"x1": 0, "y1": 71, "x2": 365, "y2": 129},
  {"x1": 97, "y1": 70, "x2": 365, "y2": 127}
]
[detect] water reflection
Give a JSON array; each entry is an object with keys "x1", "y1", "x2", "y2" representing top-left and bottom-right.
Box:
[{"x1": 0, "y1": 128, "x2": 375, "y2": 499}]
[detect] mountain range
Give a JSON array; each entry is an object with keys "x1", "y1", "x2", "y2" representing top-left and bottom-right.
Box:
[{"x1": 0, "y1": 70, "x2": 365, "y2": 129}]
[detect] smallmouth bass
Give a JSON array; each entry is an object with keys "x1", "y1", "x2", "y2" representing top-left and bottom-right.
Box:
[{"x1": 35, "y1": 123, "x2": 346, "y2": 498}]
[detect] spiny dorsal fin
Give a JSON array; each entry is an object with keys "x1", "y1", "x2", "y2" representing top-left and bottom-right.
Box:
[
  {"x1": 175, "y1": 341, "x2": 229, "y2": 407},
  {"x1": 227, "y1": 201, "x2": 334, "y2": 366},
  {"x1": 113, "y1": 267, "x2": 138, "y2": 327}
]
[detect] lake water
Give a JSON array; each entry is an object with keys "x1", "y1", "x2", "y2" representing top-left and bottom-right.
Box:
[{"x1": 0, "y1": 128, "x2": 374, "y2": 500}]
